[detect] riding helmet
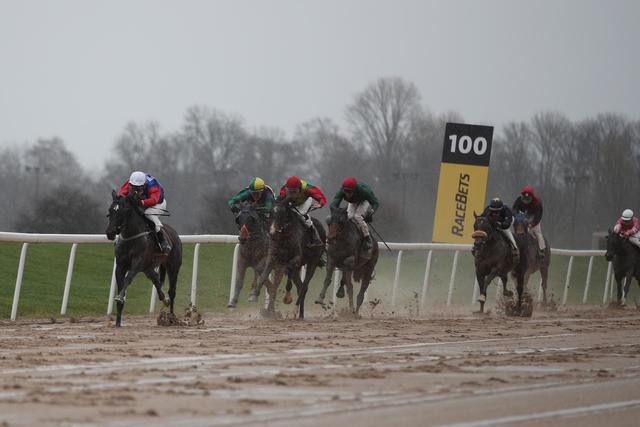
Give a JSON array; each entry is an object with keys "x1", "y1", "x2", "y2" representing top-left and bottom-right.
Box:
[{"x1": 489, "y1": 197, "x2": 504, "y2": 211}]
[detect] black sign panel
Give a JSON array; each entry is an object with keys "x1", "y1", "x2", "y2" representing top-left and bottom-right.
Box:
[{"x1": 441, "y1": 123, "x2": 494, "y2": 166}]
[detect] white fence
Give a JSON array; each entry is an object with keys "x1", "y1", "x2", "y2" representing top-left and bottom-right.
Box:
[{"x1": 0, "y1": 232, "x2": 611, "y2": 321}]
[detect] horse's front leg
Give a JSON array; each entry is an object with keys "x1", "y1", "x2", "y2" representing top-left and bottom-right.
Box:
[
  {"x1": 344, "y1": 270, "x2": 355, "y2": 312},
  {"x1": 614, "y1": 272, "x2": 625, "y2": 304},
  {"x1": 265, "y1": 268, "x2": 284, "y2": 315},
  {"x1": 316, "y1": 258, "x2": 335, "y2": 305},
  {"x1": 228, "y1": 257, "x2": 248, "y2": 308},
  {"x1": 623, "y1": 273, "x2": 633, "y2": 304},
  {"x1": 250, "y1": 257, "x2": 273, "y2": 302},
  {"x1": 476, "y1": 270, "x2": 488, "y2": 313},
  {"x1": 144, "y1": 266, "x2": 166, "y2": 306},
  {"x1": 114, "y1": 263, "x2": 127, "y2": 327}
]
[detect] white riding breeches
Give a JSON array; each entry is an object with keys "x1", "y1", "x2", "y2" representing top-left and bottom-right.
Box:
[
  {"x1": 500, "y1": 228, "x2": 517, "y2": 249},
  {"x1": 144, "y1": 199, "x2": 167, "y2": 232},
  {"x1": 347, "y1": 200, "x2": 373, "y2": 237},
  {"x1": 629, "y1": 232, "x2": 640, "y2": 248},
  {"x1": 295, "y1": 197, "x2": 314, "y2": 228},
  {"x1": 530, "y1": 223, "x2": 546, "y2": 250}
]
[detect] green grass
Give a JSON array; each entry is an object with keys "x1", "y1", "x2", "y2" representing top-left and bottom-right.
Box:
[{"x1": 0, "y1": 241, "x2": 624, "y2": 319}]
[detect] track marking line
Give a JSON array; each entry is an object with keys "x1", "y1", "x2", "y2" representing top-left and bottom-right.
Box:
[{"x1": 436, "y1": 398, "x2": 640, "y2": 427}]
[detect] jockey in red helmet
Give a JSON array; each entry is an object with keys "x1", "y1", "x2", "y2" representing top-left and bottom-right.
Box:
[
  {"x1": 512, "y1": 185, "x2": 546, "y2": 258},
  {"x1": 613, "y1": 209, "x2": 640, "y2": 248},
  {"x1": 330, "y1": 176, "x2": 379, "y2": 259},
  {"x1": 278, "y1": 175, "x2": 327, "y2": 246}
]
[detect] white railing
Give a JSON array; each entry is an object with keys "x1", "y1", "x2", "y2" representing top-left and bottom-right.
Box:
[{"x1": 0, "y1": 232, "x2": 609, "y2": 320}]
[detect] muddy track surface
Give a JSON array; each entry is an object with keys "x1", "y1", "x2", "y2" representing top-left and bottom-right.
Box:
[{"x1": 1, "y1": 306, "x2": 639, "y2": 427}]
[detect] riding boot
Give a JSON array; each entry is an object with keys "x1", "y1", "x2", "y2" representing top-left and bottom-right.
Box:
[
  {"x1": 361, "y1": 235, "x2": 373, "y2": 260},
  {"x1": 156, "y1": 229, "x2": 172, "y2": 254},
  {"x1": 307, "y1": 226, "x2": 323, "y2": 247},
  {"x1": 537, "y1": 248, "x2": 545, "y2": 260}
]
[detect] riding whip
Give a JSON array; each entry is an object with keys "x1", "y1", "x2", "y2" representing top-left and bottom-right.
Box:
[{"x1": 368, "y1": 223, "x2": 392, "y2": 252}]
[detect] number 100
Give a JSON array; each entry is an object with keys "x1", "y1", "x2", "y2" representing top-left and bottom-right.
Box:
[{"x1": 449, "y1": 135, "x2": 488, "y2": 155}]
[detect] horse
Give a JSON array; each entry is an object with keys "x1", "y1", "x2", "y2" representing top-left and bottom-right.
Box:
[
  {"x1": 105, "y1": 190, "x2": 182, "y2": 327},
  {"x1": 471, "y1": 214, "x2": 518, "y2": 313},
  {"x1": 227, "y1": 202, "x2": 271, "y2": 308},
  {"x1": 512, "y1": 210, "x2": 551, "y2": 311},
  {"x1": 315, "y1": 206, "x2": 378, "y2": 314},
  {"x1": 605, "y1": 229, "x2": 640, "y2": 305},
  {"x1": 254, "y1": 199, "x2": 326, "y2": 319}
]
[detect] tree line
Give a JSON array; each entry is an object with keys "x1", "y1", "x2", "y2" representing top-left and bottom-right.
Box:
[{"x1": 1, "y1": 77, "x2": 638, "y2": 248}]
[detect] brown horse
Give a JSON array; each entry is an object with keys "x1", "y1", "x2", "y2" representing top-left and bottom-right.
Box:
[
  {"x1": 512, "y1": 210, "x2": 551, "y2": 313},
  {"x1": 315, "y1": 206, "x2": 378, "y2": 314},
  {"x1": 255, "y1": 199, "x2": 326, "y2": 319},
  {"x1": 227, "y1": 202, "x2": 270, "y2": 308},
  {"x1": 105, "y1": 190, "x2": 182, "y2": 327},
  {"x1": 605, "y1": 229, "x2": 640, "y2": 305},
  {"x1": 472, "y1": 214, "x2": 518, "y2": 313}
]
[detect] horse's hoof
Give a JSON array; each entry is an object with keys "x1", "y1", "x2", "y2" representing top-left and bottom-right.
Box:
[
  {"x1": 247, "y1": 294, "x2": 258, "y2": 302},
  {"x1": 503, "y1": 290, "x2": 513, "y2": 297},
  {"x1": 226, "y1": 302, "x2": 236, "y2": 309},
  {"x1": 283, "y1": 294, "x2": 293, "y2": 305},
  {"x1": 336, "y1": 288, "x2": 345, "y2": 299},
  {"x1": 162, "y1": 299, "x2": 170, "y2": 307},
  {"x1": 478, "y1": 294, "x2": 486, "y2": 303},
  {"x1": 315, "y1": 297, "x2": 325, "y2": 305}
]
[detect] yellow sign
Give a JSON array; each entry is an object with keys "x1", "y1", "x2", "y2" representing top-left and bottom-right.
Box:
[{"x1": 432, "y1": 123, "x2": 493, "y2": 243}]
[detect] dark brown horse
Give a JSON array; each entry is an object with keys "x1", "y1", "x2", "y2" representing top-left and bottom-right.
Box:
[
  {"x1": 227, "y1": 202, "x2": 270, "y2": 308},
  {"x1": 315, "y1": 206, "x2": 378, "y2": 314},
  {"x1": 605, "y1": 229, "x2": 640, "y2": 305},
  {"x1": 105, "y1": 190, "x2": 182, "y2": 327},
  {"x1": 472, "y1": 214, "x2": 518, "y2": 313},
  {"x1": 512, "y1": 210, "x2": 551, "y2": 311},
  {"x1": 255, "y1": 199, "x2": 325, "y2": 319}
]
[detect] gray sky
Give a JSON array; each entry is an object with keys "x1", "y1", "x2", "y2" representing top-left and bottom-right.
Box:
[{"x1": 1, "y1": 0, "x2": 638, "y2": 170}]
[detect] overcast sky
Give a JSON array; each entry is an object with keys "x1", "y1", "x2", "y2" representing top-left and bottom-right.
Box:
[{"x1": 1, "y1": 0, "x2": 638, "y2": 170}]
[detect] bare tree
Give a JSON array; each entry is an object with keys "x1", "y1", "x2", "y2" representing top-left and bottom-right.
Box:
[{"x1": 346, "y1": 77, "x2": 423, "y2": 172}]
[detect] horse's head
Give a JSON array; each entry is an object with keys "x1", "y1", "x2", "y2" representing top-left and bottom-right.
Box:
[
  {"x1": 269, "y1": 199, "x2": 293, "y2": 236},
  {"x1": 605, "y1": 228, "x2": 625, "y2": 262},
  {"x1": 471, "y1": 213, "x2": 492, "y2": 254},
  {"x1": 513, "y1": 210, "x2": 529, "y2": 236},
  {"x1": 326, "y1": 206, "x2": 349, "y2": 243},
  {"x1": 106, "y1": 190, "x2": 127, "y2": 240},
  {"x1": 105, "y1": 190, "x2": 143, "y2": 240},
  {"x1": 235, "y1": 202, "x2": 262, "y2": 243}
]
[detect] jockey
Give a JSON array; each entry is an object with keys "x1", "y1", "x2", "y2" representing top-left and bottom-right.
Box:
[
  {"x1": 278, "y1": 175, "x2": 327, "y2": 246},
  {"x1": 227, "y1": 177, "x2": 275, "y2": 220},
  {"x1": 330, "y1": 176, "x2": 379, "y2": 259},
  {"x1": 117, "y1": 171, "x2": 171, "y2": 254},
  {"x1": 481, "y1": 197, "x2": 519, "y2": 257},
  {"x1": 613, "y1": 209, "x2": 640, "y2": 248},
  {"x1": 512, "y1": 185, "x2": 546, "y2": 258}
]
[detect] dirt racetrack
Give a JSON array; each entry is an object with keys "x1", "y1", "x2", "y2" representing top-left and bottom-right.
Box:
[{"x1": 1, "y1": 306, "x2": 640, "y2": 427}]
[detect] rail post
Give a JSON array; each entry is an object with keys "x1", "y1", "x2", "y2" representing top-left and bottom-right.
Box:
[
  {"x1": 446, "y1": 250, "x2": 460, "y2": 306},
  {"x1": 10, "y1": 243, "x2": 29, "y2": 321},
  {"x1": 60, "y1": 243, "x2": 78, "y2": 315}
]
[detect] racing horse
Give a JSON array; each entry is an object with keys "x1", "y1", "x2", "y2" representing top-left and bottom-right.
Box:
[
  {"x1": 105, "y1": 190, "x2": 182, "y2": 327},
  {"x1": 227, "y1": 202, "x2": 271, "y2": 308},
  {"x1": 315, "y1": 206, "x2": 378, "y2": 314},
  {"x1": 605, "y1": 228, "x2": 640, "y2": 305},
  {"x1": 254, "y1": 199, "x2": 325, "y2": 319},
  {"x1": 512, "y1": 210, "x2": 551, "y2": 310},
  {"x1": 472, "y1": 214, "x2": 518, "y2": 313}
]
